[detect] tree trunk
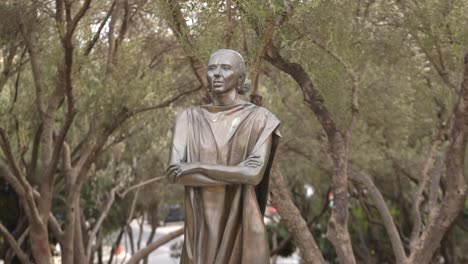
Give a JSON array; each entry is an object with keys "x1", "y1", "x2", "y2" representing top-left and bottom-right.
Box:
[
  {"x1": 107, "y1": 227, "x2": 125, "y2": 264},
  {"x1": 97, "y1": 244, "x2": 103, "y2": 264},
  {"x1": 144, "y1": 202, "x2": 159, "y2": 264},
  {"x1": 265, "y1": 44, "x2": 356, "y2": 263},
  {"x1": 29, "y1": 222, "x2": 52, "y2": 264},
  {"x1": 126, "y1": 224, "x2": 135, "y2": 255},
  {"x1": 136, "y1": 216, "x2": 144, "y2": 250},
  {"x1": 408, "y1": 53, "x2": 468, "y2": 264},
  {"x1": 270, "y1": 169, "x2": 325, "y2": 264},
  {"x1": 73, "y1": 204, "x2": 87, "y2": 264}
]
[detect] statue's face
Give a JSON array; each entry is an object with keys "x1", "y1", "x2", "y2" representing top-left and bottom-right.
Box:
[{"x1": 207, "y1": 51, "x2": 242, "y2": 94}]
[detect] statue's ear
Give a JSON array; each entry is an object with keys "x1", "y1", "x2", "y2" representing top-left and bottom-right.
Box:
[{"x1": 239, "y1": 72, "x2": 245, "y2": 83}]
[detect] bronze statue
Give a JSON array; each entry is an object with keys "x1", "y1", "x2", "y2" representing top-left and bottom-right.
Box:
[{"x1": 166, "y1": 49, "x2": 281, "y2": 264}]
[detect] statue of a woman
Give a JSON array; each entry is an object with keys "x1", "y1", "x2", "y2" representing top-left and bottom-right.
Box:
[{"x1": 166, "y1": 49, "x2": 281, "y2": 264}]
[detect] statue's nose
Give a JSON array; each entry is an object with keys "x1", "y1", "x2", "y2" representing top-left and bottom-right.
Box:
[{"x1": 214, "y1": 67, "x2": 221, "y2": 77}]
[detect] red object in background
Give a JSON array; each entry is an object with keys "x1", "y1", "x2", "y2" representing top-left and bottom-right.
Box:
[
  {"x1": 267, "y1": 206, "x2": 277, "y2": 214},
  {"x1": 116, "y1": 245, "x2": 124, "y2": 255}
]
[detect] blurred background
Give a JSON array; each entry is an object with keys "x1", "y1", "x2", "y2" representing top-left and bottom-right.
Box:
[{"x1": 0, "y1": 0, "x2": 467, "y2": 263}]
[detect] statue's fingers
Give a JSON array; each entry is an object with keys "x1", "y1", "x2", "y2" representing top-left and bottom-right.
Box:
[
  {"x1": 167, "y1": 167, "x2": 178, "y2": 176},
  {"x1": 246, "y1": 156, "x2": 260, "y2": 161},
  {"x1": 245, "y1": 162, "x2": 261, "y2": 167},
  {"x1": 168, "y1": 164, "x2": 180, "y2": 170},
  {"x1": 171, "y1": 170, "x2": 179, "y2": 183}
]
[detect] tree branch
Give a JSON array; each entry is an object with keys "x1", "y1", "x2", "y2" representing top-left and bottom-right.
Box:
[
  {"x1": 18, "y1": 17, "x2": 45, "y2": 117},
  {"x1": 84, "y1": 1, "x2": 116, "y2": 56},
  {"x1": 0, "y1": 223, "x2": 30, "y2": 264},
  {"x1": 264, "y1": 42, "x2": 355, "y2": 263},
  {"x1": 349, "y1": 171, "x2": 408, "y2": 263},
  {"x1": 72, "y1": 85, "x2": 200, "y2": 199},
  {"x1": 0, "y1": 161, "x2": 26, "y2": 199},
  {"x1": 86, "y1": 186, "x2": 121, "y2": 261},
  {"x1": 125, "y1": 227, "x2": 184, "y2": 264},
  {"x1": 224, "y1": 0, "x2": 234, "y2": 48},
  {"x1": 49, "y1": 212, "x2": 64, "y2": 240},
  {"x1": 408, "y1": 53, "x2": 468, "y2": 263},
  {"x1": 133, "y1": 86, "x2": 202, "y2": 115},
  {"x1": 0, "y1": 41, "x2": 19, "y2": 94},
  {"x1": 409, "y1": 141, "x2": 439, "y2": 250},
  {"x1": 117, "y1": 176, "x2": 165, "y2": 198},
  {"x1": 84, "y1": 175, "x2": 166, "y2": 260},
  {"x1": 270, "y1": 168, "x2": 325, "y2": 263},
  {"x1": 165, "y1": 0, "x2": 211, "y2": 101},
  {"x1": 249, "y1": 0, "x2": 291, "y2": 102},
  {"x1": 68, "y1": 0, "x2": 92, "y2": 38}
]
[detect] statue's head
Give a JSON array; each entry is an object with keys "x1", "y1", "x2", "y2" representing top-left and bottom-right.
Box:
[{"x1": 207, "y1": 49, "x2": 249, "y2": 95}]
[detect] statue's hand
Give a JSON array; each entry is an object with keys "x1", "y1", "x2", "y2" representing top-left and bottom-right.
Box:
[
  {"x1": 166, "y1": 163, "x2": 201, "y2": 183},
  {"x1": 166, "y1": 164, "x2": 181, "y2": 183},
  {"x1": 239, "y1": 154, "x2": 263, "y2": 168}
]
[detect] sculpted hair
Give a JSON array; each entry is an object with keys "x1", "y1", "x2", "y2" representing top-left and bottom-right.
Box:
[{"x1": 210, "y1": 49, "x2": 251, "y2": 95}]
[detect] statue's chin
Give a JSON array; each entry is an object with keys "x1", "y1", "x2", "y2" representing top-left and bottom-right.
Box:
[{"x1": 212, "y1": 86, "x2": 234, "y2": 94}]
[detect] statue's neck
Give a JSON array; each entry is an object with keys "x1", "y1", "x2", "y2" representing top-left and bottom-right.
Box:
[{"x1": 211, "y1": 90, "x2": 239, "y2": 106}]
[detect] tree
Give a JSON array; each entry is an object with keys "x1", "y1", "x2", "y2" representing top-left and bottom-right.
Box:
[{"x1": 0, "y1": 0, "x2": 467, "y2": 263}]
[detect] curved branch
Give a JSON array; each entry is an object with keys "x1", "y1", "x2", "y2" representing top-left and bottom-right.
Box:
[
  {"x1": 409, "y1": 141, "x2": 439, "y2": 249},
  {"x1": 270, "y1": 168, "x2": 325, "y2": 263},
  {"x1": 349, "y1": 171, "x2": 408, "y2": 263},
  {"x1": 165, "y1": 0, "x2": 211, "y2": 102},
  {"x1": 84, "y1": 1, "x2": 116, "y2": 56},
  {"x1": 117, "y1": 176, "x2": 165, "y2": 198},
  {"x1": 125, "y1": 227, "x2": 184, "y2": 264},
  {"x1": 0, "y1": 129, "x2": 41, "y2": 224},
  {"x1": 48, "y1": 212, "x2": 63, "y2": 240},
  {"x1": 409, "y1": 53, "x2": 468, "y2": 263},
  {"x1": 68, "y1": 0, "x2": 92, "y2": 38},
  {"x1": 0, "y1": 223, "x2": 30, "y2": 264},
  {"x1": 86, "y1": 186, "x2": 120, "y2": 261}
]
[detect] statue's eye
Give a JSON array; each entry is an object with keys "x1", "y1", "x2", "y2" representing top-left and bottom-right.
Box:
[
  {"x1": 222, "y1": 65, "x2": 232, "y2": 70},
  {"x1": 208, "y1": 66, "x2": 216, "y2": 71}
]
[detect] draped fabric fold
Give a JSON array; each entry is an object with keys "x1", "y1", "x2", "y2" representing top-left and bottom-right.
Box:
[{"x1": 170, "y1": 101, "x2": 281, "y2": 264}]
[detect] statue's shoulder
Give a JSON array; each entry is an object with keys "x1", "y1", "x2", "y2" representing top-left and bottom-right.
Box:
[
  {"x1": 175, "y1": 106, "x2": 200, "y2": 116},
  {"x1": 252, "y1": 105, "x2": 280, "y2": 122},
  {"x1": 174, "y1": 106, "x2": 204, "y2": 125}
]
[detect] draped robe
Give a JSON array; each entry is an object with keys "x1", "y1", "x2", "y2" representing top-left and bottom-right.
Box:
[{"x1": 169, "y1": 101, "x2": 281, "y2": 264}]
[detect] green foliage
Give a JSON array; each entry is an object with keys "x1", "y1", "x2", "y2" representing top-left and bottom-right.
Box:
[{"x1": 1, "y1": 0, "x2": 467, "y2": 262}]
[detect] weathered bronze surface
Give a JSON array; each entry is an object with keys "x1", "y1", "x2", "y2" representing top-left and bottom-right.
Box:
[{"x1": 167, "y1": 49, "x2": 281, "y2": 264}]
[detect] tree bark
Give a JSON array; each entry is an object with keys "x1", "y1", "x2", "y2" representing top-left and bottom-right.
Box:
[
  {"x1": 29, "y1": 222, "x2": 52, "y2": 264},
  {"x1": 407, "y1": 54, "x2": 468, "y2": 264},
  {"x1": 107, "y1": 227, "x2": 125, "y2": 264},
  {"x1": 265, "y1": 44, "x2": 356, "y2": 263},
  {"x1": 165, "y1": 0, "x2": 211, "y2": 102},
  {"x1": 349, "y1": 171, "x2": 408, "y2": 263},
  {"x1": 0, "y1": 223, "x2": 30, "y2": 264},
  {"x1": 270, "y1": 168, "x2": 325, "y2": 264}
]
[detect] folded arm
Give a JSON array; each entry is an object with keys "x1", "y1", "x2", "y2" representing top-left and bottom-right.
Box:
[
  {"x1": 198, "y1": 137, "x2": 271, "y2": 185},
  {"x1": 168, "y1": 136, "x2": 272, "y2": 186},
  {"x1": 167, "y1": 110, "x2": 273, "y2": 187},
  {"x1": 174, "y1": 173, "x2": 229, "y2": 186},
  {"x1": 167, "y1": 110, "x2": 228, "y2": 187}
]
